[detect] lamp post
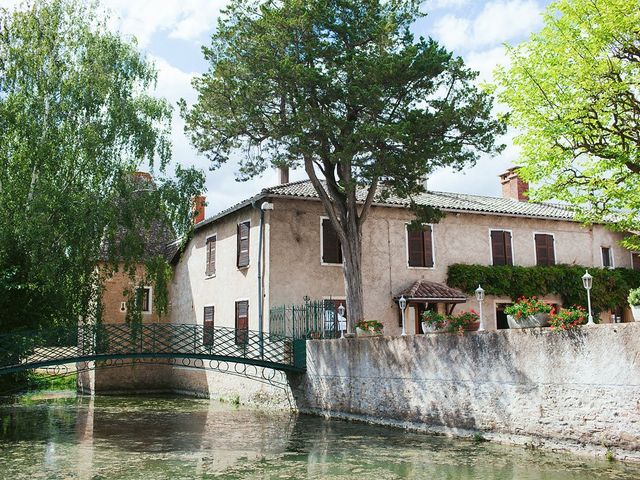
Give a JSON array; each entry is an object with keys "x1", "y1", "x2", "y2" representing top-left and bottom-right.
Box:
[
  {"x1": 338, "y1": 303, "x2": 346, "y2": 338},
  {"x1": 475, "y1": 285, "x2": 485, "y2": 331},
  {"x1": 399, "y1": 295, "x2": 407, "y2": 336},
  {"x1": 582, "y1": 270, "x2": 595, "y2": 325}
]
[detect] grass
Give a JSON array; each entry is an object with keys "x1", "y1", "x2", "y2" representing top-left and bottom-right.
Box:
[{"x1": 26, "y1": 372, "x2": 77, "y2": 391}]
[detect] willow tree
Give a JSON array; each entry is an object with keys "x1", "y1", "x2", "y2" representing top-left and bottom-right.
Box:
[
  {"x1": 0, "y1": 0, "x2": 204, "y2": 338},
  {"x1": 183, "y1": 0, "x2": 504, "y2": 330},
  {"x1": 494, "y1": 0, "x2": 640, "y2": 248}
]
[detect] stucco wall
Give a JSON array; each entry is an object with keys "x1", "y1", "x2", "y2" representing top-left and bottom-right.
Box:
[
  {"x1": 290, "y1": 323, "x2": 640, "y2": 461},
  {"x1": 268, "y1": 198, "x2": 632, "y2": 334}
]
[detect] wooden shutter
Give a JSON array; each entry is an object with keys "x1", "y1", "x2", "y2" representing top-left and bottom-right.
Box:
[
  {"x1": 206, "y1": 236, "x2": 216, "y2": 276},
  {"x1": 235, "y1": 300, "x2": 249, "y2": 345},
  {"x1": 491, "y1": 230, "x2": 513, "y2": 266},
  {"x1": 633, "y1": 253, "x2": 640, "y2": 271},
  {"x1": 602, "y1": 247, "x2": 611, "y2": 268},
  {"x1": 423, "y1": 225, "x2": 434, "y2": 268},
  {"x1": 237, "y1": 222, "x2": 250, "y2": 268},
  {"x1": 322, "y1": 218, "x2": 342, "y2": 264},
  {"x1": 535, "y1": 234, "x2": 555, "y2": 266},
  {"x1": 203, "y1": 306, "x2": 214, "y2": 346},
  {"x1": 407, "y1": 228, "x2": 424, "y2": 267}
]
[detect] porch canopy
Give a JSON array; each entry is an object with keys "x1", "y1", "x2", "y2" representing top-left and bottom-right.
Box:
[{"x1": 393, "y1": 280, "x2": 467, "y2": 305}]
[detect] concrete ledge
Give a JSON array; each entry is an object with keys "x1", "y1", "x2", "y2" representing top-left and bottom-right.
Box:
[{"x1": 290, "y1": 323, "x2": 640, "y2": 461}]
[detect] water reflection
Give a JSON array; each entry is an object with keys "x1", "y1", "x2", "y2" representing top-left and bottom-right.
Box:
[{"x1": 0, "y1": 393, "x2": 638, "y2": 480}]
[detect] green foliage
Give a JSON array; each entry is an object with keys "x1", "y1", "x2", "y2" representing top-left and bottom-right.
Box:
[
  {"x1": 550, "y1": 305, "x2": 587, "y2": 331},
  {"x1": 503, "y1": 297, "x2": 553, "y2": 319},
  {"x1": 355, "y1": 320, "x2": 383, "y2": 333},
  {"x1": 446, "y1": 310, "x2": 479, "y2": 334},
  {"x1": 493, "y1": 0, "x2": 640, "y2": 248},
  {"x1": 0, "y1": 0, "x2": 205, "y2": 336},
  {"x1": 421, "y1": 310, "x2": 447, "y2": 329},
  {"x1": 627, "y1": 287, "x2": 640, "y2": 306},
  {"x1": 447, "y1": 264, "x2": 640, "y2": 314}
]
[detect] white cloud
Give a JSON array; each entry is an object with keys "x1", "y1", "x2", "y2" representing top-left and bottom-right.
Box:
[
  {"x1": 426, "y1": 0, "x2": 471, "y2": 9},
  {"x1": 465, "y1": 45, "x2": 509, "y2": 84},
  {"x1": 434, "y1": 0, "x2": 542, "y2": 51}
]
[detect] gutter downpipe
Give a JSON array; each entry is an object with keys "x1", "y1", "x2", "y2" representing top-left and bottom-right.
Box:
[{"x1": 256, "y1": 200, "x2": 274, "y2": 359}]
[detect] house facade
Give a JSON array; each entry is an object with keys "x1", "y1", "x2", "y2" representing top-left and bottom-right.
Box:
[{"x1": 168, "y1": 168, "x2": 638, "y2": 340}]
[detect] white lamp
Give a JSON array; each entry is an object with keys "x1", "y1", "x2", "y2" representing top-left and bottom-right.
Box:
[
  {"x1": 338, "y1": 303, "x2": 346, "y2": 338},
  {"x1": 475, "y1": 285, "x2": 485, "y2": 331},
  {"x1": 582, "y1": 270, "x2": 594, "y2": 325},
  {"x1": 399, "y1": 295, "x2": 407, "y2": 336}
]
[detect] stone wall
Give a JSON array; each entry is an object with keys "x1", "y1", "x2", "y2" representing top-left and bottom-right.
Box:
[{"x1": 290, "y1": 323, "x2": 640, "y2": 461}]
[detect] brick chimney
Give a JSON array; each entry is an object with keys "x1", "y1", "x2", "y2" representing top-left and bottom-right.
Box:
[
  {"x1": 192, "y1": 195, "x2": 206, "y2": 224},
  {"x1": 278, "y1": 166, "x2": 290, "y2": 185},
  {"x1": 499, "y1": 167, "x2": 529, "y2": 202}
]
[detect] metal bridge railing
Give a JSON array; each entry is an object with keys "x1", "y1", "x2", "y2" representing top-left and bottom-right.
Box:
[{"x1": 0, "y1": 323, "x2": 306, "y2": 375}]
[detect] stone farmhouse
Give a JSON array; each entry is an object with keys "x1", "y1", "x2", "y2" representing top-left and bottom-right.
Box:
[{"x1": 165, "y1": 167, "x2": 638, "y2": 341}]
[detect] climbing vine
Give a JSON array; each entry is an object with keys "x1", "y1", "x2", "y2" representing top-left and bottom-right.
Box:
[{"x1": 447, "y1": 264, "x2": 640, "y2": 314}]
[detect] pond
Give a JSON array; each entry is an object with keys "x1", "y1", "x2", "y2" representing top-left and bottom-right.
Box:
[{"x1": 0, "y1": 392, "x2": 639, "y2": 479}]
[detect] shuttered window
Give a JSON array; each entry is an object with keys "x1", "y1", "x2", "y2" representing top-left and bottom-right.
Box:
[
  {"x1": 602, "y1": 247, "x2": 613, "y2": 268},
  {"x1": 136, "y1": 287, "x2": 151, "y2": 313},
  {"x1": 203, "y1": 306, "x2": 214, "y2": 346},
  {"x1": 235, "y1": 300, "x2": 249, "y2": 345},
  {"x1": 321, "y1": 218, "x2": 342, "y2": 264},
  {"x1": 632, "y1": 253, "x2": 640, "y2": 271},
  {"x1": 237, "y1": 221, "x2": 250, "y2": 268},
  {"x1": 534, "y1": 234, "x2": 555, "y2": 266},
  {"x1": 205, "y1": 235, "x2": 216, "y2": 276},
  {"x1": 407, "y1": 224, "x2": 434, "y2": 268},
  {"x1": 490, "y1": 230, "x2": 513, "y2": 266}
]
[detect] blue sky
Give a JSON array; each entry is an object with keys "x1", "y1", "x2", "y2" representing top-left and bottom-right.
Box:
[{"x1": 2, "y1": 0, "x2": 553, "y2": 214}]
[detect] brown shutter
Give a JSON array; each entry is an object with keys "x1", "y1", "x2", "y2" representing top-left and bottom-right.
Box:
[
  {"x1": 322, "y1": 218, "x2": 342, "y2": 264},
  {"x1": 407, "y1": 228, "x2": 424, "y2": 267},
  {"x1": 602, "y1": 247, "x2": 611, "y2": 267},
  {"x1": 203, "y1": 306, "x2": 214, "y2": 346},
  {"x1": 423, "y1": 225, "x2": 434, "y2": 267},
  {"x1": 633, "y1": 253, "x2": 640, "y2": 271},
  {"x1": 491, "y1": 230, "x2": 506, "y2": 265},
  {"x1": 237, "y1": 222, "x2": 250, "y2": 268},
  {"x1": 206, "y1": 236, "x2": 216, "y2": 275},
  {"x1": 535, "y1": 234, "x2": 547, "y2": 266},
  {"x1": 235, "y1": 300, "x2": 249, "y2": 345},
  {"x1": 504, "y1": 231, "x2": 513, "y2": 265},
  {"x1": 547, "y1": 235, "x2": 555, "y2": 265}
]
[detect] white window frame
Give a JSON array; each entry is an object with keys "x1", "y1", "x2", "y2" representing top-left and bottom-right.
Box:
[
  {"x1": 601, "y1": 245, "x2": 614, "y2": 269},
  {"x1": 532, "y1": 232, "x2": 557, "y2": 266},
  {"x1": 630, "y1": 251, "x2": 640, "y2": 271},
  {"x1": 488, "y1": 228, "x2": 515, "y2": 266},
  {"x1": 405, "y1": 222, "x2": 436, "y2": 270},
  {"x1": 320, "y1": 216, "x2": 343, "y2": 266},
  {"x1": 237, "y1": 219, "x2": 251, "y2": 270},
  {"x1": 205, "y1": 233, "x2": 217, "y2": 278}
]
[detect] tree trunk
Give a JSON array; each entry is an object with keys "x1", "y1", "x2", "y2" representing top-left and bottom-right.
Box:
[{"x1": 341, "y1": 220, "x2": 364, "y2": 334}]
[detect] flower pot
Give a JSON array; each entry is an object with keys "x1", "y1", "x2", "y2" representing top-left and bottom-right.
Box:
[
  {"x1": 356, "y1": 327, "x2": 381, "y2": 337},
  {"x1": 421, "y1": 321, "x2": 447, "y2": 334},
  {"x1": 465, "y1": 320, "x2": 480, "y2": 332},
  {"x1": 507, "y1": 313, "x2": 550, "y2": 329}
]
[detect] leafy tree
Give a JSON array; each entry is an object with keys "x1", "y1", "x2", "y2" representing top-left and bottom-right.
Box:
[
  {"x1": 182, "y1": 0, "x2": 505, "y2": 330},
  {"x1": 0, "y1": 0, "x2": 204, "y2": 342},
  {"x1": 494, "y1": 0, "x2": 640, "y2": 248}
]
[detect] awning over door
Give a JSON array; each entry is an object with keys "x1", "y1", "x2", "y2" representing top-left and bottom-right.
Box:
[{"x1": 393, "y1": 280, "x2": 467, "y2": 304}]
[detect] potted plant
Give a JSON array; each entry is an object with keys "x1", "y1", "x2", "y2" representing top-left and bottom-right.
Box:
[
  {"x1": 421, "y1": 310, "x2": 448, "y2": 333},
  {"x1": 550, "y1": 305, "x2": 587, "y2": 331},
  {"x1": 504, "y1": 297, "x2": 553, "y2": 328},
  {"x1": 355, "y1": 320, "x2": 383, "y2": 337},
  {"x1": 447, "y1": 311, "x2": 480, "y2": 334},
  {"x1": 628, "y1": 288, "x2": 640, "y2": 321}
]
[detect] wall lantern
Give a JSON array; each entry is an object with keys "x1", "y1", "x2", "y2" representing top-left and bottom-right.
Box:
[
  {"x1": 399, "y1": 295, "x2": 407, "y2": 336},
  {"x1": 582, "y1": 270, "x2": 595, "y2": 325},
  {"x1": 475, "y1": 285, "x2": 486, "y2": 331}
]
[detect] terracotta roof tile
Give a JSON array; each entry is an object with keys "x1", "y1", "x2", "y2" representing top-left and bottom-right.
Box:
[{"x1": 395, "y1": 280, "x2": 467, "y2": 302}]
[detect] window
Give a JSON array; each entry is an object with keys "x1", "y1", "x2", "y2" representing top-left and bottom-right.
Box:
[
  {"x1": 407, "y1": 224, "x2": 434, "y2": 268},
  {"x1": 235, "y1": 300, "x2": 249, "y2": 345},
  {"x1": 203, "y1": 306, "x2": 214, "y2": 346},
  {"x1": 534, "y1": 233, "x2": 555, "y2": 266},
  {"x1": 321, "y1": 218, "x2": 342, "y2": 264},
  {"x1": 323, "y1": 299, "x2": 346, "y2": 336},
  {"x1": 602, "y1": 247, "x2": 613, "y2": 268},
  {"x1": 136, "y1": 287, "x2": 152, "y2": 313},
  {"x1": 205, "y1": 235, "x2": 216, "y2": 276},
  {"x1": 237, "y1": 221, "x2": 250, "y2": 268},
  {"x1": 632, "y1": 253, "x2": 640, "y2": 271},
  {"x1": 490, "y1": 230, "x2": 513, "y2": 266}
]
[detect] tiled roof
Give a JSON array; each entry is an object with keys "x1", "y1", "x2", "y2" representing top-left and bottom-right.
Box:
[
  {"x1": 263, "y1": 180, "x2": 575, "y2": 221},
  {"x1": 394, "y1": 281, "x2": 467, "y2": 303}
]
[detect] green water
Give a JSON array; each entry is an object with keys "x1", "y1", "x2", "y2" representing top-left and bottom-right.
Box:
[{"x1": 0, "y1": 393, "x2": 638, "y2": 479}]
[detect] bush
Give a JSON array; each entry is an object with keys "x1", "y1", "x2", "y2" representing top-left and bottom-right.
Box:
[
  {"x1": 550, "y1": 306, "x2": 587, "y2": 331},
  {"x1": 421, "y1": 310, "x2": 447, "y2": 329},
  {"x1": 356, "y1": 320, "x2": 383, "y2": 333},
  {"x1": 503, "y1": 297, "x2": 552, "y2": 319},
  {"x1": 447, "y1": 311, "x2": 479, "y2": 334},
  {"x1": 628, "y1": 288, "x2": 640, "y2": 306}
]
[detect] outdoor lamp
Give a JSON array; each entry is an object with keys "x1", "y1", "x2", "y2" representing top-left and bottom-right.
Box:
[
  {"x1": 475, "y1": 285, "x2": 486, "y2": 331},
  {"x1": 399, "y1": 295, "x2": 407, "y2": 336},
  {"x1": 582, "y1": 270, "x2": 595, "y2": 325},
  {"x1": 338, "y1": 303, "x2": 346, "y2": 338}
]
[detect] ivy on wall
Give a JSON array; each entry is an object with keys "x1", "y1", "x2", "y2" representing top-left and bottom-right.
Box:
[{"x1": 447, "y1": 264, "x2": 640, "y2": 314}]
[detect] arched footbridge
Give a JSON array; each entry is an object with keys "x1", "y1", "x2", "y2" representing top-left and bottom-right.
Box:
[{"x1": 0, "y1": 323, "x2": 307, "y2": 376}]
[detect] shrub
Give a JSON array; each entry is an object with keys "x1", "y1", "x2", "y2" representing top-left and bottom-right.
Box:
[
  {"x1": 447, "y1": 310, "x2": 479, "y2": 334},
  {"x1": 503, "y1": 297, "x2": 552, "y2": 319},
  {"x1": 356, "y1": 320, "x2": 383, "y2": 333},
  {"x1": 549, "y1": 306, "x2": 587, "y2": 331},
  {"x1": 628, "y1": 287, "x2": 640, "y2": 306},
  {"x1": 421, "y1": 310, "x2": 447, "y2": 329}
]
